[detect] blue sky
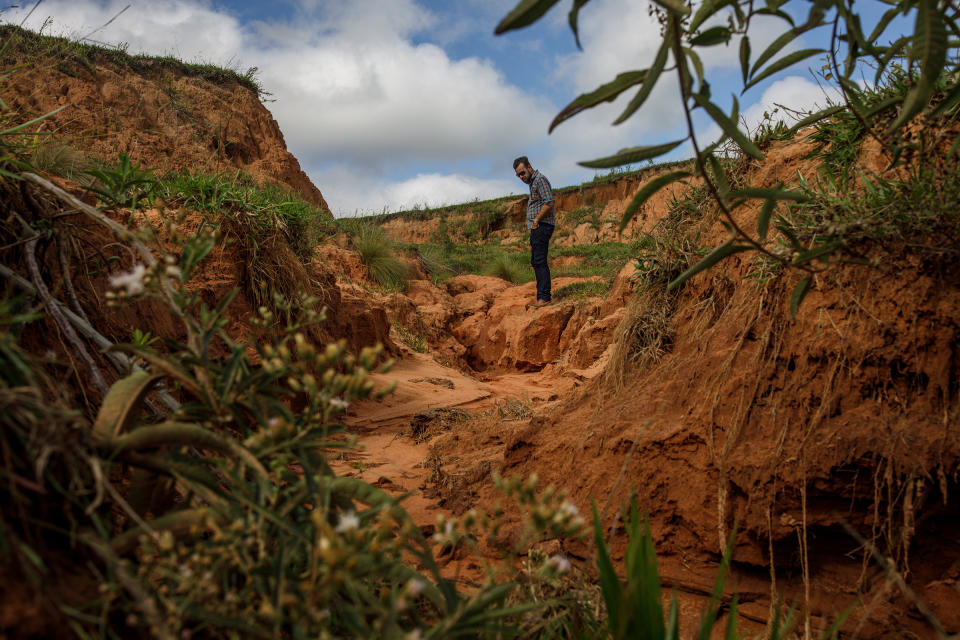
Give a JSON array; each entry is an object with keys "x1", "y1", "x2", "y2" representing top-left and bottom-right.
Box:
[{"x1": 4, "y1": 1, "x2": 907, "y2": 216}]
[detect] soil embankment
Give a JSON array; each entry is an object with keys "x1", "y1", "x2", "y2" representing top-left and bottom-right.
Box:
[{"x1": 331, "y1": 138, "x2": 960, "y2": 637}]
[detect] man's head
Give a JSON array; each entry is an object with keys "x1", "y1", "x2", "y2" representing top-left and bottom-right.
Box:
[{"x1": 513, "y1": 156, "x2": 532, "y2": 184}]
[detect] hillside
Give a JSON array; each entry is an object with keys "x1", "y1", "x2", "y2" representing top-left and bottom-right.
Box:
[{"x1": 0, "y1": 22, "x2": 959, "y2": 640}]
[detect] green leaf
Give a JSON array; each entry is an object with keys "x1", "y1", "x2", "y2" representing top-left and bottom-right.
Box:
[
  {"x1": 692, "y1": 94, "x2": 764, "y2": 159},
  {"x1": 789, "y1": 276, "x2": 812, "y2": 321},
  {"x1": 739, "y1": 36, "x2": 751, "y2": 84},
  {"x1": 689, "y1": 0, "x2": 720, "y2": 33},
  {"x1": 0, "y1": 104, "x2": 68, "y2": 136},
  {"x1": 653, "y1": 0, "x2": 691, "y2": 16},
  {"x1": 750, "y1": 28, "x2": 801, "y2": 78},
  {"x1": 111, "y1": 421, "x2": 268, "y2": 482},
  {"x1": 691, "y1": 26, "x2": 731, "y2": 47},
  {"x1": 696, "y1": 528, "x2": 735, "y2": 640},
  {"x1": 592, "y1": 504, "x2": 623, "y2": 636},
  {"x1": 757, "y1": 198, "x2": 776, "y2": 241},
  {"x1": 550, "y1": 70, "x2": 647, "y2": 133},
  {"x1": 579, "y1": 139, "x2": 685, "y2": 169},
  {"x1": 110, "y1": 507, "x2": 215, "y2": 553},
  {"x1": 619, "y1": 171, "x2": 691, "y2": 231},
  {"x1": 568, "y1": 0, "x2": 593, "y2": 50},
  {"x1": 494, "y1": 0, "x2": 562, "y2": 34},
  {"x1": 93, "y1": 370, "x2": 164, "y2": 442},
  {"x1": 614, "y1": 34, "x2": 670, "y2": 125},
  {"x1": 744, "y1": 48, "x2": 824, "y2": 91},
  {"x1": 888, "y1": 0, "x2": 947, "y2": 134},
  {"x1": 930, "y1": 80, "x2": 960, "y2": 118},
  {"x1": 668, "y1": 239, "x2": 753, "y2": 290},
  {"x1": 792, "y1": 239, "x2": 842, "y2": 266},
  {"x1": 728, "y1": 186, "x2": 810, "y2": 202},
  {"x1": 110, "y1": 344, "x2": 205, "y2": 397},
  {"x1": 707, "y1": 155, "x2": 730, "y2": 197},
  {"x1": 868, "y1": 6, "x2": 901, "y2": 45},
  {"x1": 685, "y1": 47, "x2": 705, "y2": 85}
]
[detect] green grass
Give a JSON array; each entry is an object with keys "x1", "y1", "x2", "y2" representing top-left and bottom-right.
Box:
[
  {"x1": 411, "y1": 243, "x2": 532, "y2": 284},
  {"x1": 483, "y1": 252, "x2": 529, "y2": 283},
  {"x1": 552, "y1": 242, "x2": 638, "y2": 280},
  {"x1": 158, "y1": 170, "x2": 334, "y2": 256},
  {"x1": 553, "y1": 280, "x2": 608, "y2": 301}
]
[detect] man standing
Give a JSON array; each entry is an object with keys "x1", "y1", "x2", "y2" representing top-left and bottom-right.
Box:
[{"x1": 514, "y1": 156, "x2": 555, "y2": 308}]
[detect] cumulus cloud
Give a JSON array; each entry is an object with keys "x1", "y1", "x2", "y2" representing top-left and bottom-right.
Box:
[{"x1": 315, "y1": 165, "x2": 520, "y2": 216}]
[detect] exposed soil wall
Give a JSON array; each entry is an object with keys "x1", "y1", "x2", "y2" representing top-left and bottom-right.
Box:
[{"x1": 0, "y1": 28, "x2": 328, "y2": 210}]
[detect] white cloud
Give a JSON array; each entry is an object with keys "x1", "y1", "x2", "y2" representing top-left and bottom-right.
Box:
[
  {"x1": 316, "y1": 165, "x2": 520, "y2": 216},
  {"x1": 1, "y1": 0, "x2": 838, "y2": 215},
  {"x1": 700, "y1": 75, "x2": 841, "y2": 144}
]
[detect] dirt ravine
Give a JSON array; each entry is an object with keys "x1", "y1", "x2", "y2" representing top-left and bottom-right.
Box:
[{"x1": 330, "y1": 137, "x2": 960, "y2": 638}]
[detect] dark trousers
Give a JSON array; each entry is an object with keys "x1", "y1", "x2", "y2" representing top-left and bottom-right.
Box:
[{"x1": 529, "y1": 223, "x2": 554, "y2": 301}]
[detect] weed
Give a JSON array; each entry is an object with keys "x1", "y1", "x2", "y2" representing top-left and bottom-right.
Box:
[
  {"x1": 396, "y1": 325, "x2": 429, "y2": 353},
  {"x1": 84, "y1": 152, "x2": 157, "y2": 211}
]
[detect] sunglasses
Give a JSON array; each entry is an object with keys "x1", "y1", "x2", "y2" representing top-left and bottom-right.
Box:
[{"x1": 516, "y1": 169, "x2": 528, "y2": 178}]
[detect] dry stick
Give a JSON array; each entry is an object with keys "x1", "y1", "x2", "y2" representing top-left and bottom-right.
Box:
[
  {"x1": 838, "y1": 519, "x2": 953, "y2": 640},
  {"x1": 58, "y1": 234, "x2": 92, "y2": 327},
  {"x1": 19, "y1": 218, "x2": 110, "y2": 396},
  {"x1": 0, "y1": 263, "x2": 180, "y2": 412}
]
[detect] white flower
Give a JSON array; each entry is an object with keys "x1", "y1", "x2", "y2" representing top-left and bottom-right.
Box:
[
  {"x1": 547, "y1": 554, "x2": 571, "y2": 574},
  {"x1": 335, "y1": 511, "x2": 360, "y2": 533},
  {"x1": 406, "y1": 579, "x2": 425, "y2": 596},
  {"x1": 165, "y1": 265, "x2": 182, "y2": 280},
  {"x1": 559, "y1": 501, "x2": 580, "y2": 519},
  {"x1": 109, "y1": 264, "x2": 147, "y2": 295},
  {"x1": 405, "y1": 630, "x2": 422, "y2": 640},
  {"x1": 329, "y1": 397, "x2": 350, "y2": 410}
]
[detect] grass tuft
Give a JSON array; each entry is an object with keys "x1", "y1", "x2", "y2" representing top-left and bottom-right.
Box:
[
  {"x1": 352, "y1": 226, "x2": 412, "y2": 291},
  {"x1": 483, "y1": 252, "x2": 529, "y2": 283}
]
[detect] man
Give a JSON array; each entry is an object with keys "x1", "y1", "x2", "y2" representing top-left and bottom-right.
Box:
[{"x1": 514, "y1": 156, "x2": 555, "y2": 308}]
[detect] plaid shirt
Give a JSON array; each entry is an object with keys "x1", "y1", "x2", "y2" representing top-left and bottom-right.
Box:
[{"x1": 526, "y1": 170, "x2": 555, "y2": 230}]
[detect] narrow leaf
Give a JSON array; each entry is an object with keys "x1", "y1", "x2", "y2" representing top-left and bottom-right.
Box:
[
  {"x1": 685, "y1": 47, "x2": 705, "y2": 85},
  {"x1": 693, "y1": 94, "x2": 764, "y2": 159},
  {"x1": 668, "y1": 239, "x2": 753, "y2": 290},
  {"x1": 750, "y1": 28, "x2": 801, "y2": 78},
  {"x1": 614, "y1": 34, "x2": 670, "y2": 125},
  {"x1": 739, "y1": 36, "x2": 751, "y2": 84},
  {"x1": 619, "y1": 171, "x2": 690, "y2": 231},
  {"x1": 550, "y1": 70, "x2": 646, "y2": 133},
  {"x1": 745, "y1": 48, "x2": 824, "y2": 91},
  {"x1": 579, "y1": 139, "x2": 684, "y2": 169},
  {"x1": 93, "y1": 370, "x2": 163, "y2": 442},
  {"x1": 930, "y1": 80, "x2": 960, "y2": 118},
  {"x1": 109, "y1": 344, "x2": 204, "y2": 397},
  {"x1": 494, "y1": 0, "x2": 562, "y2": 34},
  {"x1": 691, "y1": 26, "x2": 731, "y2": 47},
  {"x1": 592, "y1": 504, "x2": 623, "y2": 636},
  {"x1": 790, "y1": 276, "x2": 812, "y2": 321},
  {"x1": 689, "y1": 0, "x2": 719, "y2": 33},
  {"x1": 792, "y1": 239, "x2": 841, "y2": 265},
  {"x1": 568, "y1": 0, "x2": 593, "y2": 50},
  {"x1": 888, "y1": 0, "x2": 947, "y2": 134},
  {"x1": 757, "y1": 198, "x2": 775, "y2": 241}
]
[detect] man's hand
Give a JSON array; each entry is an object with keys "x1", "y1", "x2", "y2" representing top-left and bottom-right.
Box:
[{"x1": 530, "y1": 221, "x2": 539, "y2": 230}]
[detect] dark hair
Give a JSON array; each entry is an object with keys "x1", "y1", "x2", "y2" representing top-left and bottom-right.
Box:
[{"x1": 513, "y1": 156, "x2": 530, "y2": 170}]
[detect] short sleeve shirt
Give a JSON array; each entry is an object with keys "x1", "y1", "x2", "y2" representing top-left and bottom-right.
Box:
[{"x1": 526, "y1": 170, "x2": 555, "y2": 230}]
